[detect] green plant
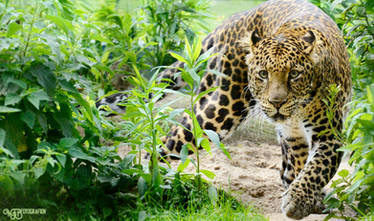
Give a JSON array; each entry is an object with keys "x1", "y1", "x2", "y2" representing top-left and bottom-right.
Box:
[
  {"x1": 117, "y1": 65, "x2": 181, "y2": 197},
  {"x1": 168, "y1": 37, "x2": 229, "y2": 190},
  {"x1": 324, "y1": 85, "x2": 374, "y2": 220},
  {"x1": 0, "y1": 0, "x2": 145, "y2": 219},
  {"x1": 92, "y1": 2, "x2": 153, "y2": 92},
  {"x1": 141, "y1": 0, "x2": 211, "y2": 69},
  {"x1": 312, "y1": 0, "x2": 374, "y2": 220},
  {"x1": 0, "y1": 0, "x2": 265, "y2": 219}
]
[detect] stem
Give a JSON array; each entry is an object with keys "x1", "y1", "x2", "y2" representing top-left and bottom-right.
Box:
[
  {"x1": 149, "y1": 100, "x2": 159, "y2": 188},
  {"x1": 22, "y1": 1, "x2": 39, "y2": 58},
  {"x1": 138, "y1": 143, "x2": 141, "y2": 165},
  {"x1": 190, "y1": 93, "x2": 201, "y2": 190}
]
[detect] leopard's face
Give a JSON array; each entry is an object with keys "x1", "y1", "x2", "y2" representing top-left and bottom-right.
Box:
[{"x1": 245, "y1": 33, "x2": 317, "y2": 122}]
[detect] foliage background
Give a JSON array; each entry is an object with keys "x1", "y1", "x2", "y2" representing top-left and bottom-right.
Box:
[
  {"x1": 0, "y1": 0, "x2": 373, "y2": 220},
  {"x1": 0, "y1": 0, "x2": 265, "y2": 220}
]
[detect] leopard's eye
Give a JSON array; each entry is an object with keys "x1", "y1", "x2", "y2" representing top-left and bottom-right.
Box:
[
  {"x1": 289, "y1": 70, "x2": 302, "y2": 79},
  {"x1": 258, "y1": 70, "x2": 268, "y2": 79}
]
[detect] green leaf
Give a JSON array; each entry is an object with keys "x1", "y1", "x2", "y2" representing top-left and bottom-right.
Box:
[
  {"x1": 6, "y1": 78, "x2": 27, "y2": 90},
  {"x1": 33, "y1": 167, "x2": 46, "y2": 179},
  {"x1": 71, "y1": 91, "x2": 94, "y2": 123},
  {"x1": 59, "y1": 138, "x2": 78, "y2": 148},
  {"x1": 0, "y1": 146, "x2": 14, "y2": 157},
  {"x1": 121, "y1": 154, "x2": 136, "y2": 169},
  {"x1": 187, "y1": 68, "x2": 201, "y2": 84},
  {"x1": 59, "y1": 79, "x2": 79, "y2": 93},
  {"x1": 7, "y1": 22, "x2": 22, "y2": 37},
  {"x1": 56, "y1": 154, "x2": 66, "y2": 167},
  {"x1": 338, "y1": 169, "x2": 349, "y2": 178},
  {"x1": 0, "y1": 106, "x2": 21, "y2": 113},
  {"x1": 219, "y1": 144, "x2": 231, "y2": 160},
  {"x1": 46, "y1": 15, "x2": 74, "y2": 36},
  {"x1": 180, "y1": 144, "x2": 189, "y2": 163},
  {"x1": 356, "y1": 7, "x2": 366, "y2": 17},
  {"x1": 10, "y1": 172, "x2": 26, "y2": 186},
  {"x1": 200, "y1": 169, "x2": 216, "y2": 179},
  {"x1": 37, "y1": 113, "x2": 48, "y2": 134},
  {"x1": 193, "y1": 37, "x2": 202, "y2": 62},
  {"x1": 181, "y1": 70, "x2": 195, "y2": 87},
  {"x1": 204, "y1": 129, "x2": 221, "y2": 148},
  {"x1": 21, "y1": 111, "x2": 35, "y2": 129},
  {"x1": 29, "y1": 63, "x2": 57, "y2": 97},
  {"x1": 196, "y1": 48, "x2": 216, "y2": 68},
  {"x1": 170, "y1": 52, "x2": 188, "y2": 65},
  {"x1": 137, "y1": 177, "x2": 147, "y2": 197},
  {"x1": 208, "y1": 186, "x2": 218, "y2": 205},
  {"x1": 69, "y1": 147, "x2": 96, "y2": 163},
  {"x1": 324, "y1": 197, "x2": 341, "y2": 209},
  {"x1": 177, "y1": 158, "x2": 190, "y2": 172},
  {"x1": 200, "y1": 138, "x2": 211, "y2": 154},
  {"x1": 5, "y1": 93, "x2": 22, "y2": 106},
  {"x1": 194, "y1": 87, "x2": 218, "y2": 105},
  {"x1": 185, "y1": 38, "x2": 193, "y2": 63},
  {"x1": 27, "y1": 89, "x2": 49, "y2": 110}
]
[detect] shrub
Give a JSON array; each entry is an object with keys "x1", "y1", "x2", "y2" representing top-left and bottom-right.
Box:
[
  {"x1": 311, "y1": 0, "x2": 374, "y2": 219},
  {"x1": 0, "y1": 0, "x2": 247, "y2": 220}
]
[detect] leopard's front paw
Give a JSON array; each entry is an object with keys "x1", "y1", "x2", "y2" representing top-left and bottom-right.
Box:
[{"x1": 281, "y1": 187, "x2": 314, "y2": 220}]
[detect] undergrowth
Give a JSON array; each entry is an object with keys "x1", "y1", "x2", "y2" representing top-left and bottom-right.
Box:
[
  {"x1": 313, "y1": 0, "x2": 374, "y2": 220},
  {"x1": 0, "y1": 0, "x2": 263, "y2": 220}
]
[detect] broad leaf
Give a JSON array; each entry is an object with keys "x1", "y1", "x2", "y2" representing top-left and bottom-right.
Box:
[
  {"x1": 4, "y1": 93, "x2": 22, "y2": 106},
  {"x1": 21, "y1": 111, "x2": 35, "y2": 129},
  {"x1": 59, "y1": 138, "x2": 78, "y2": 148},
  {"x1": 7, "y1": 22, "x2": 22, "y2": 37},
  {"x1": 29, "y1": 63, "x2": 57, "y2": 97},
  {"x1": 56, "y1": 154, "x2": 67, "y2": 167},
  {"x1": 27, "y1": 90, "x2": 49, "y2": 110},
  {"x1": 33, "y1": 167, "x2": 46, "y2": 179}
]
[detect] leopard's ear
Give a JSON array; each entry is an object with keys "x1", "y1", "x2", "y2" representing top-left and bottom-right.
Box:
[
  {"x1": 302, "y1": 30, "x2": 321, "y2": 64},
  {"x1": 302, "y1": 30, "x2": 316, "y2": 54},
  {"x1": 241, "y1": 28, "x2": 262, "y2": 56},
  {"x1": 250, "y1": 28, "x2": 262, "y2": 48}
]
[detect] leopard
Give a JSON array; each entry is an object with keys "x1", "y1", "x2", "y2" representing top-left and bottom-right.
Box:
[{"x1": 97, "y1": 0, "x2": 352, "y2": 219}]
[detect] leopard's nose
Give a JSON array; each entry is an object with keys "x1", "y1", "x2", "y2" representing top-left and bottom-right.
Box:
[
  {"x1": 268, "y1": 82, "x2": 288, "y2": 108},
  {"x1": 268, "y1": 96, "x2": 287, "y2": 108}
]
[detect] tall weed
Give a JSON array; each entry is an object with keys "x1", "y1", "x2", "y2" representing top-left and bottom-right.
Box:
[{"x1": 169, "y1": 38, "x2": 229, "y2": 190}]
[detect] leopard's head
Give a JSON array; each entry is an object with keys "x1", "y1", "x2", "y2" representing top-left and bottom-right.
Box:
[{"x1": 244, "y1": 29, "x2": 320, "y2": 122}]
